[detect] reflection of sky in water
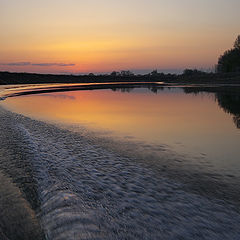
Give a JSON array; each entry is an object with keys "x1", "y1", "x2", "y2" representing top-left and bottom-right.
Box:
[
  {"x1": 41, "y1": 93, "x2": 76, "y2": 100},
  {"x1": 1, "y1": 86, "x2": 240, "y2": 176}
]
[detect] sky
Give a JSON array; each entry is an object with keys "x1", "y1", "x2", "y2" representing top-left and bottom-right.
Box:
[{"x1": 0, "y1": 0, "x2": 239, "y2": 74}]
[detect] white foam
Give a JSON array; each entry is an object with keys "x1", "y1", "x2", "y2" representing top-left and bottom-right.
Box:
[{"x1": 13, "y1": 116, "x2": 240, "y2": 240}]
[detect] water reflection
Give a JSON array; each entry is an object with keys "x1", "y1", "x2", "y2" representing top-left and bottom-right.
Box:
[
  {"x1": 182, "y1": 86, "x2": 240, "y2": 129},
  {"x1": 112, "y1": 85, "x2": 164, "y2": 94},
  {"x1": 114, "y1": 85, "x2": 240, "y2": 129},
  {"x1": 216, "y1": 92, "x2": 240, "y2": 129}
]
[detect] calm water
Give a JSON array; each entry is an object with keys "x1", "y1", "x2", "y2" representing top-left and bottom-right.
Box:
[
  {"x1": 0, "y1": 84, "x2": 240, "y2": 239},
  {"x1": 2, "y1": 86, "x2": 240, "y2": 175}
]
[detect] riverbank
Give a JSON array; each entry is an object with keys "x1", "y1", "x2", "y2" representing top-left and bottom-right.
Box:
[{"x1": 1, "y1": 71, "x2": 240, "y2": 85}]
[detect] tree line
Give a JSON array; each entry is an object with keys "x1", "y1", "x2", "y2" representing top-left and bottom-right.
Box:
[{"x1": 217, "y1": 35, "x2": 240, "y2": 73}]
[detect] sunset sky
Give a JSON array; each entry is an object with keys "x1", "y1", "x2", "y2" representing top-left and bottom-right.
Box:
[{"x1": 0, "y1": 0, "x2": 239, "y2": 74}]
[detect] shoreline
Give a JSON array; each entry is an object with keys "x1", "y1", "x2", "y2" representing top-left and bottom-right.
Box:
[
  {"x1": 1, "y1": 71, "x2": 240, "y2": 86},
  {"x1": 1, "y1": 81, "x2": 240, "y2": 102}
]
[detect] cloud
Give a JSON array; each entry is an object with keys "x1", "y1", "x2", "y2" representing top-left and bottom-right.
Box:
[
  {"x1": 32, "y1": 63, "x2": 75, "y2": 67},
  {"x1": 1, "y1": 62, "x2": 31, "y2": 66},
  {"x1": 0, "y1": 62, "x2": 75, "y2": 67}
]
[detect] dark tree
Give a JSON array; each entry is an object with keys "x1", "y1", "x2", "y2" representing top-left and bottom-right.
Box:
[
  {"x1": 120, "y1": 70, "x2": 134, "y2": 76},
  {"x1": 183, "y1": 69, "x2": 206, "y2": 76},
  {"x1": 150, "y1": 70, "x2": 158, "y2": 76},
  {"x1": 217, "y1": 35, "x2": 240, "y2": 73},
  {"x1": 110, "y1": 71, "x2": 120, "y2": 77},
  {"x1": 234, "y1": 35, "x2": 240, "y2": 50}
]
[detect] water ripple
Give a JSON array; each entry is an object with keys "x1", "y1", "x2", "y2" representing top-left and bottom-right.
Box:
[{"x1": 0, "y1": 106, "x2": 240, "y2": 239}]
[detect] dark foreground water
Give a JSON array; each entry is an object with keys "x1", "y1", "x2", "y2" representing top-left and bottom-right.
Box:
[{"x1": 0, "y1": 84, "x2": 240, "y2": 239}]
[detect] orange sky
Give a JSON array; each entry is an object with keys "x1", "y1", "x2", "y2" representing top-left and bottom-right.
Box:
[{"x1": 0, "y1": 0, "x2": 239, "y2": 74}]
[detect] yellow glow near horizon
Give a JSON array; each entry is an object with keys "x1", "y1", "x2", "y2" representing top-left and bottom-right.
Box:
[{"x1": 0, "y1": 0, "x2": 240, "y2": 73}]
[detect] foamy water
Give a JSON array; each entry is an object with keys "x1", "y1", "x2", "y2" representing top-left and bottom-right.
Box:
[{"x1": 0, "y1": 106, "x2": 240, "y2": 239}]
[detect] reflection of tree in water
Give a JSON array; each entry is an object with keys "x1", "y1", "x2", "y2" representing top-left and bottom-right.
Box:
[
  {"x1": 111, "y1": 85, "x2": 165, "y2": 93},
  {"x1": 233, "y1": 116, "x2": 240, "y2": 128},
  {"x1": 113, "y1": 85, "x2": 240, "y2": 129},
  {"x1": 216, "y1": 92, "x2": 240, "y2": 129},
  {"x1": 183, "y1": 87, "x2": 240, "y2": 129},
  {"x1": 147, "y1": 86, "x2": 165, "y2": 93},
  {"x1": 111, "y1": 87, "x2": 135, "y2": 92}
]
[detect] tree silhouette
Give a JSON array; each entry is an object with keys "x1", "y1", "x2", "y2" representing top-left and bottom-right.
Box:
[
  {"x1": 183, "y1": 69, "x2": 206, "y2": 76},
  {"x1": 110, "y1": 71, "x2": 120, "y2": 77},
  {"x1": 234, "y1": 35, "x2": 240, "y2": 50},
  {"x1": 217, "y1": 35, "x2": 240, "y2": 73},
  {"x1": 120, "y1": 70, "x2": 134, "y2": 76}
]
